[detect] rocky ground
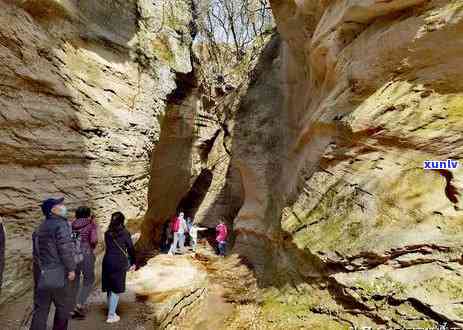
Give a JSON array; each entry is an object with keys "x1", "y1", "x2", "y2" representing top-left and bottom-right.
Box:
[
  {"x1": 0, "y1": 240, "x2": 366, "y2": 330},
  {"x1": 0, "y1": 242, "x2": 253, "y2": 330}
]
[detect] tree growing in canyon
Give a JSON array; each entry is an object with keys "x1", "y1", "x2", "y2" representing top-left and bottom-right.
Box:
[{"x1": 194, "y1": 0, "x2": 274, "y2": 88}]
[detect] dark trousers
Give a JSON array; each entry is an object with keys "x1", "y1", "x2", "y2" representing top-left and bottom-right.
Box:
[
  {"x1": 72, "y1": 251, "x2": 95, "y2": 308},
  {"x1": 0, "y1": 223, "x2": 5, "y2": 296},
  {"x1": 218, "y1": 242, "x2": 226, "y2": 256},
  {"x1": 30, "y1": 267, "x2": 72, "y2": 330}
]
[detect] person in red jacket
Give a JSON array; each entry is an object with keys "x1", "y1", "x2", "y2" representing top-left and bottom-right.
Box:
[
  {"x1": 215, "y1": 220, "x2": 228, "y2": 257},
  {"x1": 168, "y1": 215, "x2": 179, "y2": 256},
  {"x1": 168, "y1": 212, "x2": 188, "y2": 255}
]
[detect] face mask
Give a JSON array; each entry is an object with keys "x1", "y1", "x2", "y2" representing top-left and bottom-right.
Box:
[{"x1": 57, "y1": 205, "x2": 67, "y2": 218}]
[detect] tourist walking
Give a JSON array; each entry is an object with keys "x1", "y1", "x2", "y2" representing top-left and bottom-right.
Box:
[
  {"x1": 185, "y1": 217, "x2": 193, "y2": 246},
  {"x1": 30, "y1": 197, "x2": 76, "y2": 330},
  {"x1": 168, "y1": 215, "x2": 179, "y2": 255},
  {"x1": 70, "y1": 207, "x2": 98, "y2": 320},
  {"x1": 177, "y1": 213, "x2": 188, "y2": 252},
  {"x1": 189, "y1": 223, "x2": 207, "y2": 252},
  {"x1": 215, "y1": 221, "x2": 228, "y2": 257},
  {"x1": 186, "y1": 217, "x2": 193, "y2": 232},
  {"x1": 168, "y1": 212, "x2": 187, "y2": 255},
  {"x1": 102, "y1": 212, "x2": 136, "y2": 324}
]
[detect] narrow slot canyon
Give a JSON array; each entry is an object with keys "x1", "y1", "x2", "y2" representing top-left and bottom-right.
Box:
[{"x1": 1, "y1": 0, "x2": 463, "y2": 329}]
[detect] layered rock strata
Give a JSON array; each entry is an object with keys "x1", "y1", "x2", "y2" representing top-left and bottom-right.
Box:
[
  {"x1": 0, "y1": 0, "x2": 194, "y2": 304},
  {"x1": 230, "y1": 0, "x2": 463, "y2": 327},
  {"x1": 138, "y1": 69, "x2": 245, "y2": 254}
]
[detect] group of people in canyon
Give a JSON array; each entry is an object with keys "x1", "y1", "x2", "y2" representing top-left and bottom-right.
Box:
[
  {"x1": 164, "y1": 212, "x2": 229, "y2": 257},
  {"x1": 24, "y1": 197, "x2": 229, "y2": 329},
  {"x1": 30, "y1": 197, "x2": 136, "y2": 328}
]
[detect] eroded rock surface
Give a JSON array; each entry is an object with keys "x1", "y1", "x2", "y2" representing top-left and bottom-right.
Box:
[
  {"x1": 138, "y1": 46, "x2": 249, "y2": 254},
  {"x1": 230, "y1": 0, "x2": 463, "y2": 327},
  {"x1": 0, "y1": 0, "x2": 195, "y2": 304},
  {"x1": 2, "y1": 0, "x2": 463, "y2": 327}
]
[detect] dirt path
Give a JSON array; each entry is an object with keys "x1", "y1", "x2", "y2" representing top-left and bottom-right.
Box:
[
  {"x1": 69, "y1": 288, "x2": 151, "y2": 330},
  {"x1": 0, "y1": 248, "x2": 239, "y2": 330},
  {"x1": 0, "y1": 267, "x2": 163, "y2": 330}
]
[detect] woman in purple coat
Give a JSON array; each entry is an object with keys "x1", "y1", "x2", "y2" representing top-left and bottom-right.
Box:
[
  {"x1": 102, "y1": 212, "x2": 135, "y2": 323},
  {"x1": 71, "y1": 207, "x2": 98, "y2": 319}
]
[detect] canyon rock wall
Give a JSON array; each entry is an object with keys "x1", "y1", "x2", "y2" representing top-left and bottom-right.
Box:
[
  {"x1": 138, "y1": 67, "x2": 245, "y2": 254},
  {"x1": 232, "y1": 0, "x2": 463, "y2": 327},
  {"x1": 2, "y1": 0, "x2": 463, "y2": 326},
  {"x1": 0, "y1": 0, "x2": 195, "y2": 304},
  {"x1": 136, "y1": 26, "x2": 274, "y2": 254}
]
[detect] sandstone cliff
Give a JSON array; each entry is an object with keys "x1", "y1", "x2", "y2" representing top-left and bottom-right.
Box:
[
  {"x1": 228, "y1": 0, "x2": 463, "y2": 328},
  {"x1": 137, "y1": 56, "x2": 246, "y2": 254},
  {"x1": 136, "y1": 25, "x2": 272, "y2": 254},
  {"x1": 0, "y1": 0, "x2": 195, "y2": 304},
  {"x1": 2, "y1": 0, "x2": 463, "y2": 328}
]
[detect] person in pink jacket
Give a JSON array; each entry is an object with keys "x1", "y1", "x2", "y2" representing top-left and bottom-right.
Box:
[
  {"x1": 168, "y1": 213, "x2": 187, "y2": 255},
  {"x1": 70, "y1": 207, "x2": 98, "y2": 319},
  {"x1": 215, "y1": 221, "x2": 228, "y2": 257}
]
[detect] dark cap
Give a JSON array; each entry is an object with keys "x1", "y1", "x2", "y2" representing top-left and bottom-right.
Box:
[{"x1": 41, "y1": 197, "x2": 64, "y2": 216}]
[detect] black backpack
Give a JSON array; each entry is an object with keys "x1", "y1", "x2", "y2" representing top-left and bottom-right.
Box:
[{"x1": 71, "y1": 230, "x2": 84, "y2": 264}]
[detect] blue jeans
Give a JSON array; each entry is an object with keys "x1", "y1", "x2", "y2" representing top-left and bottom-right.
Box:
[
  {"x1": 168, "y1": 233, "x2": 179, "y2": 255},
  {"x1": 107, "y1": 291, "x2": 119, "y2": 316},
  {"x1": 168, "y1": 232, "x2": 186, "y2": 255},
  {"x1": 178, "y1": 233, "x2": 185, "y2": 251},
  {"x1": 218, "y1": 242, "x2": 226, "y2": 256}
]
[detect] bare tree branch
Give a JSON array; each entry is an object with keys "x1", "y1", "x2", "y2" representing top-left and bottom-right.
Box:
[{"x1": 194, "y1": 0, "x2": 274, "y2": 87}]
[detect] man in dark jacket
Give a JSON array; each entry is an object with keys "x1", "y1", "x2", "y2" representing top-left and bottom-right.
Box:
[{"x1": 30, "y1": 197, "x2": 76, "y2": 330}]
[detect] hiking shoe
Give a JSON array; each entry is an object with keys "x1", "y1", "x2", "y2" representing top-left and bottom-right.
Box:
[
  {"x1": 71, "y1": 308, "x2": 85, "y2": 320},
  {"x1": 106, "y1": 314, "x2": 120, "y2": 323}
]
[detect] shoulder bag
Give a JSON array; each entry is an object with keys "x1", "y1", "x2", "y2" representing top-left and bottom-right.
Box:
[
  {"x1": 34, "y1": 232, "x2": 66, "y2": 290},
  {"x1": 110, "y1": 232, "x2": 131, "y2": 271}
]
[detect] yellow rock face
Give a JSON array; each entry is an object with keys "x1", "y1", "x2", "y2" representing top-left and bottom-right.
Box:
[
  {"x1": 230, "y1": 0, "x2": 463, "y2": 327},
  {"x1": 0, "y1": 0, "x2": 195, "y2": 304}
]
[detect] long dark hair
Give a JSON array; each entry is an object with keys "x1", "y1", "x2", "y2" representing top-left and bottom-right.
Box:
[
  {"x1": 107, "y1": 212, "x2": 125, "y2": 234},
  {"x1": 75, "y1": 206, "x2": 91, "y2": 219}
]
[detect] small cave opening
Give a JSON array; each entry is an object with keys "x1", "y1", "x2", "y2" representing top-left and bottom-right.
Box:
[
  {"x1": 177, "y1": 168, "x2": 214, "y2": 217},
  {"x1": 155, "y1": 168, "x2": 214, "y2": 255},
  {"x1": 175, "y1": 168, "x2": 217, "y2": 248},
  {"x1": 166, "y1": 70, "x2": 198, "y2": 105}
]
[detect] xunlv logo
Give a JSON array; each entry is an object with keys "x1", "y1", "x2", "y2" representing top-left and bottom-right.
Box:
[{"x1": 423, "y1": 159, "x2": 459, "y2": 170}]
